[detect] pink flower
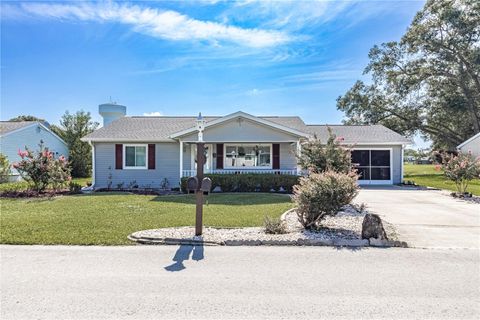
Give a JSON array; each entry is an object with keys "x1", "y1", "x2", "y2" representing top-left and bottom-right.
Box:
[
  {"x1": 336, "y1": 137, "x2": 345, "y2": 142},
  {"x1": 59, "y1": 155, "x2": 66, "y2": 162},
  {"x1": 434, "y1": 164, "x2": 441, "y2": 171},
  {"x1": 67, "y1": 176, "x2": 72, "y2": 182},
  {"x1": 12, "y1": 162, "x2": 19, "y2": 169},
  {"x1": 17, "y1": 149, "x2": 28, "y2": 159}
]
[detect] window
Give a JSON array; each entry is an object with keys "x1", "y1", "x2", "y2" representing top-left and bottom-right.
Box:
[
  {"x1": 124, "y1": 145, "x2": 147, "y2": 169},
  {"x1": 351, "y1": 149, "x2": 391, "y2": 181},
  {"x1": 224, "y1": 144, "x2": 271, "y2": 168}
]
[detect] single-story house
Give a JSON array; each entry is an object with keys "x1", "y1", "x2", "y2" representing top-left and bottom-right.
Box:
[
  {"x1": 82, "y1": 103, "x2": 411, "y2": 190},
  {"x1": 0, "y1": 121, "x2": 69, "y2": 181},
  {"x1": 457, "y1": 133, "x2": 480, "y2": 158}
]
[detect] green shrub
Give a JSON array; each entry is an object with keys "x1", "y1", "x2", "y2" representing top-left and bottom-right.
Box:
[
  {"x1": 181, "y1": 174, "x2": 299, "y2": 193},
  {"x1": 293, "y1": 171, "x2": 359, "y2": 230},
  {"x1": 0, "y1": 153, "x2": 11, "y2": 183},
  {"x1": 437, "y1": 151, "x2": 480, "y2": 194},
  {"x1": 264, "y1": 215, "x2": 287, "y2": 234},
  {"x1": 69, "y1": 182, "x2": 83, "y2": 194},
  {"x1": 297, "y1": 128, "x2": 352, "y2": 174},
  {"x1": 13, "y1": 142, "x2": 71, "y2": 192}
]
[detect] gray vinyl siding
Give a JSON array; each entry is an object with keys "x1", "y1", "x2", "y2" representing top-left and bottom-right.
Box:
[
  {"x1": 93, "y1": 142, "x2": 181, "y2": 190},
  {"x1": 183, "y1": 143, "x2": 191, "y2": 170},
  {"x1": 182, "y1": 118, "x2": 301, "y2": 142},
  {"x1": 352, "y1": 144, "x2": 403, "y2": 184},
  {"x1": 1, "y1": 124, "x2": 68, "y2": 178},
  {"x1": 279, "y1": 142, "x2": 297, "y2": 170}
]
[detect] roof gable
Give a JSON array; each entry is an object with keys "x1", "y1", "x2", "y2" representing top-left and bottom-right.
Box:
[
  {"x1": 457, "y1": 132, "x2": 480, "y2": 149},
  {"x1": 169, "y1": 111, "x2": 309, "y2": 139},
  {"x1": 0, "y1": 121, "x2": 67, "y2": 146}
]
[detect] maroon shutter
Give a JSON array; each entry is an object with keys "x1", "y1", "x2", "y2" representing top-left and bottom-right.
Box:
[
  {"x1": 148, "y1": 144, "x2": 155, "y2": 170},
  {"x1": 272, "y1": 144, "x2": 280, "y2": 169},
  {"x1": 115, "y1": 144, "x2": 123, "y2": 170},
  {"x1": 216, "y1": 144, "x2": 224, "y2": 169}
]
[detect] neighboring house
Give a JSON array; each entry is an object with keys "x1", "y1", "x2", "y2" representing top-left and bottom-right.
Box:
[
  {"x1": 457, "y1": 133, "x2": 480, "y2": 158},
  {"x1": 0, "y1": 121, "x2": 69, "y2": 181},
  {"x1": 82, "y1": 103, "x2": 411, "y2": 189}
]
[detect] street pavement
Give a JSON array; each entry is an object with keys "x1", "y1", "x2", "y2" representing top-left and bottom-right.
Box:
[
  {"x1": 1, "y1": 245, "x2": 479, "y2": 319},
  {"x1": 356, "y1": 187, "x2": 480, "y2": 249}
]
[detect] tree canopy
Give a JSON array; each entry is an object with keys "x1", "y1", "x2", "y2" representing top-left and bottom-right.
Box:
[
  {"x1": 9, "y1": 115, "x2": 45, "y2": 122},
  {"x1": 337, "y1": 0, "x2": 480, "y2": 150},
  {"x1": 51, "y1": 111, "x2": 99, "y2": 178}
]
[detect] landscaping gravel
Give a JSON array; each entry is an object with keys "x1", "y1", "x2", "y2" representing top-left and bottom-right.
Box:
[{"x1": 129, "y1": 205, "x2": 399, "y2": 245}]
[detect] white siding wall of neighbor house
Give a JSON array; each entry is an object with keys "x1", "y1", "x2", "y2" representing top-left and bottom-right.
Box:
[
  {"x1": 93, "y1": 142, "x2": 181, "y2": 189},
  {"x1": 458, "y1": 135, "x2": 480, "y2": 158},
  {"x1": 1, "y1": 124, "x2": 68, "y2": 179},
  {"x1": 181, "y1": 118, "x2": 301, "y2": 142}
]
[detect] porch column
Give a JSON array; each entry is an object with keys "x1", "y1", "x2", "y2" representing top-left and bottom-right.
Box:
[
  {"x1": 179, "y1": 140, "x2": 183, "y2": 179},
  {"x1": 296, "y1": 140, "x2": 302, "y2": 174}
]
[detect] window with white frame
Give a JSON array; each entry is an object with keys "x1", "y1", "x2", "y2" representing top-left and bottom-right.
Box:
[
  {"x1": 224, "y1": 144, "x2": 271, "y2": 168},
  {"x1": 124, "y1": 145, "x2": 147, "y2": 169}
]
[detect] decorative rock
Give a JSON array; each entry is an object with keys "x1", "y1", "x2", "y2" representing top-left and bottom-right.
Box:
[{"x1": 361, "y1": 213, "x2": 388, "y2": 240}]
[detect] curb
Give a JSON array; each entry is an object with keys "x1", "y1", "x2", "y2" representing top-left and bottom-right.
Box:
[{"x1": 128, "y1": 234, "x2": 408, "y2": 248}]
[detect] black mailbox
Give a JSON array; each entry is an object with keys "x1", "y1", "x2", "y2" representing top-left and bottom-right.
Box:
[
  {"x1": 200, "y1": 177, "x2": 212, "y2": 194},
  {"x1": 186, "y1": 176, "x2": 199, "y2": 193}
]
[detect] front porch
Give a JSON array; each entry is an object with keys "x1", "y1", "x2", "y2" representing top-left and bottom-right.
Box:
[
  {"x1": 179, "y1": 141, "x2": 302, "y2": 179},
  {"x1": 181, "y1": 168, "x2": 300, "y2": 177}
]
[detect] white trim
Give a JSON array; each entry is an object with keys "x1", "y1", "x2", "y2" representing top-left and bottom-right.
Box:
[
  {"x1": 123, "y1": 144, "x2": 148, "y2": 170},
  {"x1": 90, "y1": 142, "x2": 96, "y2": 187},
  {"x1": 1, "y1": 122, "x2": 68, "y2": 147},
  {"x1": 179, "y1": 140, "x2": 183, "y2": 181},
  {"x1": 457, "y1": 132, "x2": 480, "y2": 149},
  {"x1": 81, "y1": 138, "x2": 176, "y2": 143},
  {"x1": 224, "y1": 143, "x2": 273, "y2": 169},
  {"x1": 169, "y1": 111, "x2": 309, "y2": 139},
  {"x1": 352, "y1": 147, "x2": 393, "y2": 185},
  {"x1": 401, "y1": 146, "x2": 404, "y2": 183}
]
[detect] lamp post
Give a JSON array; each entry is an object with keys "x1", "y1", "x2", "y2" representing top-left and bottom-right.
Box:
[{"x1": 195, "y1": 113, "x2": 206, "y2": 236}]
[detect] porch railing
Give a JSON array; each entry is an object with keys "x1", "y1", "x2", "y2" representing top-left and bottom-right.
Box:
[{"x1": 181, "y1": 169, "x2": 300, "y2": 177}]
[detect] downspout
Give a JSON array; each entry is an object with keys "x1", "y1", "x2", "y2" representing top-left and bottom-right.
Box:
[
  {"x1": 89, "y1": 141, "x2": 96, "y2": 189},
  {"x1": 400, "y1": 144, "x2": 404, "y2": 184}
]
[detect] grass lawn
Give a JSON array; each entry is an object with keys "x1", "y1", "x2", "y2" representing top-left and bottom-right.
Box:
[
  {"x1": 404, "y1": 164, "x2": 480, "y2": 196},
  {"x1": 0, "y1": 193, "x2": 293, "y2": 245}
]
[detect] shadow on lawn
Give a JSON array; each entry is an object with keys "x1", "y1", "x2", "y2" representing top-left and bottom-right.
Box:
[
  {"x1": 151, "y1": 193, "x2": 292, "y2": 206},
  {"x1": 164, "y1": 244, "x2": 205, "y2": 272}
]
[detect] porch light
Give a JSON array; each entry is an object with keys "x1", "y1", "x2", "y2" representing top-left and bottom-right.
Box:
[{"x1": 196, "y1": 112, "x2": 206, "y2": 142}]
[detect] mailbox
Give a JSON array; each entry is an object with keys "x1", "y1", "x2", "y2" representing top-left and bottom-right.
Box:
[
  {"x1": 200, "y1": 177, "x2": 212, "y2": 194},
  {"x1": 186, "y1": 176, "x2": 199, "y2": 193}
]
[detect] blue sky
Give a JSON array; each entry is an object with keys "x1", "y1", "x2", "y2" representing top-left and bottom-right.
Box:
[{"x1": 1, "y1": 0, "x2": 428, "y2": 147}]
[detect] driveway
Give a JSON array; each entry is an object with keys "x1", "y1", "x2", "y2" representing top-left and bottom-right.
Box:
[{"x1": 356, "y1": 187, "x2": 480, "y2": 249}]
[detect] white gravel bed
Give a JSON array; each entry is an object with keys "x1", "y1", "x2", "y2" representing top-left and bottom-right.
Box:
[{"x1": 130, "y1": 205, "x2": 399, "y2": 245}]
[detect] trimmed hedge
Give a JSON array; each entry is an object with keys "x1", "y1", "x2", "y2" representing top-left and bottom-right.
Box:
[{"x1": 181, "y1": 174, "x2": 299, "y2": 193}]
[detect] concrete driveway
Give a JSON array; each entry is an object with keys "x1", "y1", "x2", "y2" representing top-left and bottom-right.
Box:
[{"x1": 356, "y1": 187, "x2": 480, "y2": 249}]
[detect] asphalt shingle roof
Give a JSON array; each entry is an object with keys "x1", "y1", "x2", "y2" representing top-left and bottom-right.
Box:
[
  {"x1": 82, "y1": 114, "x2": 410, "y2": 144},
  {"x1": 0, "y1": 121, "x2": 36, "y2": 135},
  {"x1": 306, "y1": 125, "x2": 411, "y2": 144}
]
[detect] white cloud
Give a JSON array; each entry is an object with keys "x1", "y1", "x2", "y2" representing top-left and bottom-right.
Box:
[
  {"x1": 246, "y1": 88, "x2": 260, "y2": 96},
  {"x1": 143, "y1": 111, "x2": 163, "y2": 116},
  {"x1": 6, "y1": 2, "x2": 291, "y2": 48}
]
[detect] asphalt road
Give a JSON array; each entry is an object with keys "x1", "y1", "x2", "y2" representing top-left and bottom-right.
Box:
[{"x1": 1, "y1": 245, "x2": 479, "y2": 319}]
